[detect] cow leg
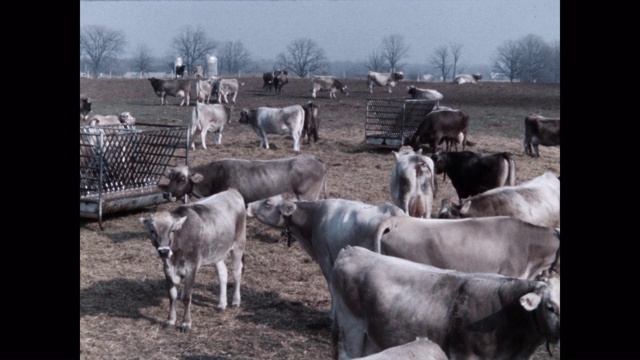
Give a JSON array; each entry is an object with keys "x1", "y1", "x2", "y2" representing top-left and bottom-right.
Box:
[
  {"x1": 214, "y1": 260, "x2": 229, "y2": 310},
  {"x1": 260, "y1": 130, "x2": 269, "y2": 149},
  {"x1": 312, "y1": 89, "x2": 317, "y2": 98},
  {"x1": 387, "y1": 86, "x2": 392, "y2": 93},
  {"x1": 230, "y1": 246, "x2": 245, "y2": 307},
  {"x1": 215, "y1": 130, "x2": 222, "y2": 145},
  {"x1": 292, "y1": 131, "x2": 301, "y2": 151},
  {"x1": 178, "y1": 269, "x2": 198, "y2": 332},
  {"x1": 164, "y1": 279, "x2": 178, "y2": 328},
  {"x1": 231, "y1": 92, "x2": 237, "y2": 104},
  {"x1": 200, "y1": 124, "x2": 209, "y2": 150}
]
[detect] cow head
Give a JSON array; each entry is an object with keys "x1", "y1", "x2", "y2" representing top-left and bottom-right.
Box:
[
  {"x1": 520, "y1": 276, "x2": 561, "y2": 347},
  {"x1": 238, "y1": 109, "x2": 251, "y2": 124},
  {"x1": 118, "y1": 112, "x2": 136, "y2": 125},
  {"x1": 393, "y1": 72, "x2": 405, "y2": 81},
  {"x1": 162, "y1": 165, "x2": 203, "y2": 202},
  {"x1": 472, "y1": 73, "x2": 483, "y2": 81},
  {"x1": 438, "y1": 198, "x2": 467, "y2": 218},
  {"x1": 139, "y1": 212, "x2": 187, "y2": 259},
  {"x1": 430, "y1": 151, "x2": 448, "y2": 174},
  {"x1": 246, "y1": 194, "x2": 297, "y2": 228}
]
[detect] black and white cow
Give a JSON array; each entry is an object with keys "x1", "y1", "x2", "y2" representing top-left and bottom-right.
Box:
[
  {"x1": 148, "y1": 77, "x2": 191, "y2": 106},
  {"x1": 139, "y1": 189, "x2": 247, "y2": 332},
  {"x1": 263, "y1": 69, "x2": 287, "y2": 92},
  {"x1": 189, "y1": 102, "x2": 232, "y2": 149},
  {"x1": 367, "y1": 71, "x2": 405, "y2": 93},
  {"x1": 238, "y1": 105, "x2": 304, "y2": 151},
  {"x1": 331, "y1": 246, "x2": 560, "y2": 359},
  {"x1": 524, "y1": 113, "x2": 560, "y2": 158},
  {"x1": 311, "y1": 76, "x2": 349, "y2": 99},
  {"x1": 80, "y1": 94, "x2": 92, "y2": 121}
]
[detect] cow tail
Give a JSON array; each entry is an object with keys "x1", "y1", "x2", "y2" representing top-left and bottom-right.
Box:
[
  {"x1": 374, "y1": 218, "x2": 393, "y2": 254},
  {"x1": 502, "y1": 153, "x2": 516, "y2": 186},
  {"x1": 312, "y1": 109, "x2": 320, "y2": 143},
  {"x1": 190, "y1": 106, "x2": 198, "y2": 136}
]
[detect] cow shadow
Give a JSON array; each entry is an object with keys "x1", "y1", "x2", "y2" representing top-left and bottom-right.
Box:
[{"x1": 182, "y1": 356, "x2": 229, "y2": 360}]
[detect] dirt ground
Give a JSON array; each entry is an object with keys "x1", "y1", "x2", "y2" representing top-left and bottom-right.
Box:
[{"x1": 80, "y1": 76, "x2": 560, "y2": 360}]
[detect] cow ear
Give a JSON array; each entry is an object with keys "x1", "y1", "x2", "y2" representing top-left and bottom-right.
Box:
[
  {"x1": 392, "y1": 151, "x2": 400, "y2": 159},
  {"x1": 520, "y1": 293, "x2": 542, "y2": 311},
  {"x1": 460, "y1": 201, "x2": 472, "y2": 213},
  {"x1": 279, "y1": 202, "x2": 297, "y2": 216},
  {"x1": 190, "y1": 173, "x2": 204, "y2": 183},
  {"x1": 172, "y1": 216, "x2": 187, "y2": 231},
  {"x1": 416, "y1": 148, "x2": 423, "y2": 155}
]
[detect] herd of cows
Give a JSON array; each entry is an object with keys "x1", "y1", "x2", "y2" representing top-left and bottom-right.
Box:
[{"x1": 80, "y1": 71, "x2": 560, "y2": 359}]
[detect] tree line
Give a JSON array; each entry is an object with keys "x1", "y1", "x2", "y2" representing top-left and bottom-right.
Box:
[{"x1": 80, "y1": 25, "x2": 559, "y2": 83}]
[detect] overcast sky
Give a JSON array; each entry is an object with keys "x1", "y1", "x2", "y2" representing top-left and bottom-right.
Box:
[{"x1": 80, "y1": 0, "x2": 560, "y2": 67}]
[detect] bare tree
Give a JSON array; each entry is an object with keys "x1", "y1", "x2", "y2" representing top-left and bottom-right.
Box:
[
  {"x1": 548, "y1": 40, "x2": 560, "y2": 83},
  {"x1": 430, "y1": 45, "x2": 452, "y2": 82},
  {"x1": 363, "y1": 50, "x2": 386, "y2": 72},
  {"x1": 518, "y1": 34, "x2": 549, "y2": 83},
  {"x1": 80, "y1": 25, "x2": 127, "y2": 78},
  {"x1": 381, "y1": 34, "x2": 410, "y2": 72},
  {"x1": 218, "y1": 40, "x2": 252, "y2": 75},
  {"x1": 132, "y1": 44, "x2": 154, "y2": 78},
  {"x1": 449, "y1": 43, "x2": 464, "y2": 78},
  {"x1": 171, "y1": 26, "x2": 217, "y2": 73},
  {"x1": 492, "y1": 39, "x2": 524, "y2": 82},
  {"x1": 277, "y1": 38, "x2": 328, "y2": 77}
]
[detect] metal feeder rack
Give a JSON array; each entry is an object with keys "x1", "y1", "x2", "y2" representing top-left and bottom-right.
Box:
[
  {"x1": 80, "y1": 123, "x2": 190, "y2": 229},
  {"x1": 364, "y1": 98, "x2": 439, "y2": 149}
]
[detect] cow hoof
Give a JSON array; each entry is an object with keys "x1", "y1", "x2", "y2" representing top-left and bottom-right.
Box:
[
  {"x1": 178, "y1": 323, "x2": 191, "y2": 333},
  {"x1": 216, "y1": 304, "x2": 227, "y2": 311},
  {"x1": 163, "y1": 320, "x2": 175, "y2": 329}
]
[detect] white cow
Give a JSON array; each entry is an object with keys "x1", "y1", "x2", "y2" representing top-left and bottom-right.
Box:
[
  {"x1": 406, "y1": 85, "x2": 443, "y2": 106},
  {"x1": 246, "y1": 194, "x2": 406, "y2": 321},
  {"x1": 88, "y1": 112, "x2": 136, "y2": 126},
  {"x1": 367, "y1": 71, "x2": 405, "y2": 93},
  {"x1": 311, "y1": 76, "x2": 349, "y2": 99},
  {"x1": 389, "y1": 146, "x2": 436, "y2": 218},
  {"x1": 351, "y1": 337, "x2": 447, "y2": 360},
  {"x1": 189, "y1": 102, "x2": 232, "y2": 150},
  {"x1": 238, "y1": 105, "x2": 305, "y2": 151},
  {"x1": 439, "y1": 171, "x2": 560, "y2": 228},
  {"x1": 453, "y1": 73, "x2": 483, "y2": 84},
  {"x1": 214, "y1": 78, "x2": 242, "y2": 104},
  {"x1": 196, "y1": 77, "x2": 219, "y2": 104}
]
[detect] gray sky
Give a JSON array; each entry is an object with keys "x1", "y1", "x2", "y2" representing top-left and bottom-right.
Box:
[{"x1": 80, "y1": 0, "x2": 560, "y2": 67}]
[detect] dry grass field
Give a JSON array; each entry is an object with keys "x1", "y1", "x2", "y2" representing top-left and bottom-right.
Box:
[{"x1": 80, "y1": 75, "x2": 560, "y2": 360}]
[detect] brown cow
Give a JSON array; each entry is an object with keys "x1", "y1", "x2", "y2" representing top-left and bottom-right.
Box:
[
  {"x1": 407, "y1": 109, "x2": 473, "y2": 152},
  {"x1": 524, "y1": 113, "x2": 560, "y2": 158}
]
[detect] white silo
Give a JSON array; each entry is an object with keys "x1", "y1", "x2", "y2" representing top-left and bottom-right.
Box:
[{"x1": 207, "y1": 55, "x2": 218, "y2": 76}]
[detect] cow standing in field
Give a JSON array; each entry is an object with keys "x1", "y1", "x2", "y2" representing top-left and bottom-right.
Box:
[
  {"x1": 139, "y1": 189, "x2": 247, "y2": 333},
  {"x1": 439, "y1": 171, "x2": 560, "y2": 228},
  {"x1": 407, "y1": 109, "x2": 473, "y2": 153},
  {"x1": 238, "y1": 105, "x2": 304, "y2": 151},
  {"x1": 246, "y1": 194, "x2": 406, "y2": 321},
  {"x1": 214, "y1": 78, "x2": 242, "y2": 104},
  {"x1": 189, "y1": 102, "x2": 232, "y2": 149},
  {"x1": 148, "y1": 77, "x2": 191, "y2": 106},
  {"x1": 431, "y1": 150, "x2": 516, "y2": 203},
  {"x1": 389, "y1": 146, "x2": 436, "y2": 218},
  {"x1": 311, "y1": 76, "x2": 349, "y2": 99},
  {"x1": 274, "y1": 72, "x2": 289, "y2": 95},
  {"x1": 161, "y1": 154, "x2": 327, "y2": 204},
  {"x1": 524, "y1": 113, "x2": 560, "y2": 158},
  {"x1": 80, "y1": 95, "x2": 92, "y2": 121},
  {"x1": 263, "y1": 69, "x2": 287, "y2": 92},
  {"x1": 88, "y1": 112, "x2": 136, "y2": 126},
  {"x1": 331, "y1": 246, "x2": 560, "y2": 360},
  {"x1": 192, "y1": 65, "x2": 204, "y2": 78},
  {"x1": 453, "y1": 73, "x2": 482, "y2": 84},
  {"x1": 301, "y1": 101, "x2": 321, "y2": 144},
  {"x1": 367, "y1": 71, "x2": 405, "y2": 93},
  {"x1": 196, "y1": 77, "x2": 219, "y2": 104}
]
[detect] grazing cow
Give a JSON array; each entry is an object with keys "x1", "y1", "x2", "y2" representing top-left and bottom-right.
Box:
[
  {"x1": 375, "y1": 215, "x2": 560, "y2": 280},
  {"x1": 352, "y1": 337, "x2": 447, "y2": 360},
  {"x1": 175, "y1": 64, "x2": 186, "y2": 78},
  {"x1": 80, "y1": 95, "x2": 92, "y2": 121},
  {"x1": 139, "y1": 189, "x2": 246, "y2": 333},
  {"x1": 406, "y1": 85, "x2": 443, "y2": 105},
  {"x1": 196, "y1": 77, "x2": 219, "y2": 104},
  {"x1": 367, "y1": 71, "x2": 405, "y2": 93},
  {"x1": 88, "y1": 112, "x2": 136, "y2": 126},
  {"x1": 192, "y1": 65, "x2": 204, "y2": 78},
  {"x1": 301, "y1": 101, "x2": 321, "y2": 144},
  {"x1": 246, "y1": 194, "x2": 406, "y2": 320},
  {"x1": 331, "y1": 246, "x2": 560, "y2": 360},
  {"x1": 407, "y1": 109, "x2": 473, "y2": 153},
  {"x1": 389, "y1": 146, "x2": 436, "y2": 218},
  {"x1": 262, "y1": 69, "x2": 287, "y2": 91},
  {"x1": 524, "y1": 113, "x2": 560, "y2": 158},
  {"x1": 439, "y1": 171, "x2": 560, "y2": 228},
  {"x1": 189, "y1": 102, "x2": 232, "y2": 150},
  {"x1": 452, "y1": 72, "x2": 483, "y2": 84},
  {"x1": 213, "y1": 78, "x2": 242, "y2": 104},
  {"x1": 431, "y1": 150, "x2": 516, "y2": 203},
  {"x1": 148, "y1": 77, "x2": 191, "y2": 106},
  {"x1": 238, "y1": 105, "x2": 304, "y2": 151},
  {"x1": 311, "y1": 76, "x2": 349, "y2": 99},
  {"x1": 274, "y1": 72, "x2": 288, "y2": 95},
  {"x1": 162, "y1": 154, "x2": 327, "y2": 203}
]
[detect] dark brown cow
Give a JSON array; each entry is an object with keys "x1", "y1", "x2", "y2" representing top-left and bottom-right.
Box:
[
  {"x1": 175, "y1": 64, "x2": 186, "y2": 78},
  {"x1": 524, "y1": 113, "x2": 560, "y2": 158},
  {"x1": 148, "y1": 77, "x2": 192, "y2": 106},
  {"x1": 301, "y1": 101, "x2": 320, "y2": 144},
  {"x1": 80, "y1": 94, "x2": 92, "y2": 121},
  {"x1": 263, "y1": 69, "x2": 287, "y2": 92},
  {"x1": 431, "y1": 150, "x2": 516, "y2": 203},
  {"x1": 274, "y1": 72, "x2": 288, "y2": 95},
  {"x1": 407, "y1": 109, "x2": 473, "y2": 152}
]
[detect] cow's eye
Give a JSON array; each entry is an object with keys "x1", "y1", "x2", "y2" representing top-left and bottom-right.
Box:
[{"x1": 546, "y1": 304, "x2": 556, "y2": 314}]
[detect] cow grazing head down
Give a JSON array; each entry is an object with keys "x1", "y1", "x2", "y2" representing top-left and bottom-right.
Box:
[{"x1": 161, "y1": 165, "x2": 199, "y2": 202}]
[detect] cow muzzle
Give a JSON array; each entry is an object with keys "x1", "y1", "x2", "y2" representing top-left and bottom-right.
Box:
[
  {"x1": 157, "y1": 246, "x2": 172, "y2": 258},
  {"x1": 163, "y1": 192, "x2": 177, "y2": 202}
]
